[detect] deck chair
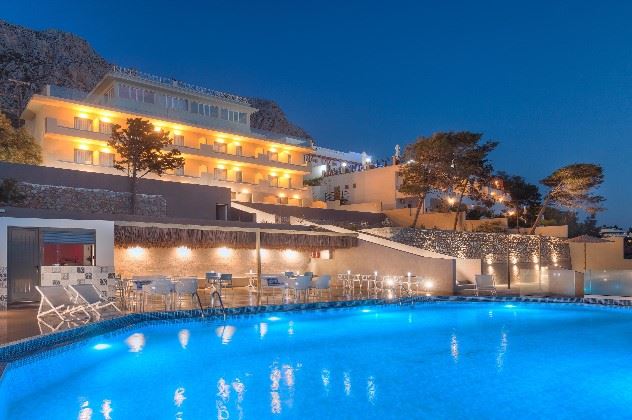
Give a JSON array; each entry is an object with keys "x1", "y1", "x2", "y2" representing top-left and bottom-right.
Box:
[
  {"x1": 475, "y1": 274, "x2": 497, "y2": 296},
  {"x1": 69, "y1": 284, "x2": 121, "y2": 320},
  {"x1": 36, "y1": 286, "x2": 91, "y2": 327}
]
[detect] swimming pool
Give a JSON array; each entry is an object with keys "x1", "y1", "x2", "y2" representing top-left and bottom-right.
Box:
[{"x1": 2, "y1": 301, "x2": 632, "y2": 419}]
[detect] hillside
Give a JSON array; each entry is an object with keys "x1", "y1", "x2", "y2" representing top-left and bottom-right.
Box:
[{"x1": 0, "y1": 20, "x2": 313, "y2": 141}]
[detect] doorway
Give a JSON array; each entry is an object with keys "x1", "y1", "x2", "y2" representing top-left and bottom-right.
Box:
[
  {"x1": 216, "y1": 204, "x2": 228, "y2": 221},
  {"x1": 7, "y1": 227, "x2": 41, "y2": 303}
]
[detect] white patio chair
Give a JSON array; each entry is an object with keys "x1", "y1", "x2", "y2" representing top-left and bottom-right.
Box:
[
  {"x1": 69, "y1": 284, "x2": 121, "y2": 320},
  {"x1": 262, "y1": 275, "x2": 289, "y2": 304},
  {"x1": 289, "y1": 275, "x2": 312, "y2": 302},
  {"x1": 174, "y1": 277, "x2": 203, "y2": 310},
  {"x1": 35, "y1": 286, "x2": 91, "y2": 329},
  {"x1": 143, "y1": 278, "x2": 174, "y2": 311},
  {"x1": 311, "y1": 275, "x2": 332, "y2": 300},
  {"x1": 475, "y1": 274, "x2": 497, "y2": 296}
]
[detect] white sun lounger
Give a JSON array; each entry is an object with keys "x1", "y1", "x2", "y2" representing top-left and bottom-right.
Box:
[
  {"x1": 69, "y1": 284, "x2": 121, "y2": 320},
  {"x1": 475, "y1": 274, "x2": 497, "y2": 296},
  {"x1": 36, "y1": 286, "x2": 91, "y2": 326}
]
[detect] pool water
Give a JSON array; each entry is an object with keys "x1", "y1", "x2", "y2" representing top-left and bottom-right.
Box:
[{"x1": 2, "y1": 302, "x2": 632, "y2": 419}]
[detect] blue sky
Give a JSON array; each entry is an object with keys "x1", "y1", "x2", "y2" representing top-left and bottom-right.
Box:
[{"x1": 4, "y1": 0, "x2": 632, "y2": 226}]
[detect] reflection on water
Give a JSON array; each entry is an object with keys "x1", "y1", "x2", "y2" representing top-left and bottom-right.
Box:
[
  {"x1": 125, "y1": 333, "x2": 145, "y2": 353},
  {"x1": 343, "y1": 371, "x2": 352, "y2": 396},
  {"x1": 258, "y1": 322, "x2": 268, "y2": 339},
  {"x1": 217, "y1": 378, "x2": 230, "y2": 420},
  {"x1": 101, "y1": 400, "x2": 112, "y2": 420},
  {"x1": 496, "y1": 330, "x2": 508, "y2": 370},
  {"x1": 174, "y1": 387, "x2": 186, "y2": 407},
  {"x1": 367, "y1": 376, "x2": 376, "y2": 404},
  {"x1": 215, "y1": 325, "x2": 236, "y2": 344},
  {"x1": 450, "y1": 333, "x2": 459, "y2": 363},
  {"x1": 78, "y1": 400, "x2": 92, "y2": 420},
  {"x1": 321, "y1": 369, "x2": 330, "y2": 394},
  {"x1": 178, "y1": 329, "x2": 190, "y2": 349},
  {"x1": 288, "y1": 321, "x2": 295, "y2": 336}
]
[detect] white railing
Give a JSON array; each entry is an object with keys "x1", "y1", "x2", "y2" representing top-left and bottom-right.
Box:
[{"x1": 111, "y1": 66, "x2": 251, "y2": 106}]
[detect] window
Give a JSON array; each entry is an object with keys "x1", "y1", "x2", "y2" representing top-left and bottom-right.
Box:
[
  {"x1": 287, "y1": 154, "x2": 292, "y2": 164},
  {"x1": 164, "y1": 95, "x2": 188, "y2": 111},
  {"x1": 268, "y1": 151, "x2": 278, "y2": 161},
  {"x1": 74, "y1": 117, "x2": 92, "y2": 131},
  {"x1": 235, "y1": 145, "x2": 243, "y2": 156},
  {"x1": 173, "y1": 135, "x2": 184, "y2": 146},
  {"x1": 214, "y1": 168, "x2": 227, "y2": 181},
  {"x1": 99, "y1": 152, "x2": 114, "y2": 167},
  {"x1": 118, "y1": 84, "x2": 154, "y2": 103},
  {"x1": 175, "y1": 165, "x2": 185, "y2": 176},
  {"x1": 74, "y1": 149, "x2": 93, "y2": 165},
  {"x1": 213, "y1": 142, "x2": 227, "y2": 153},
  {"x1": 234, "y1": 170, "x2": 243, "y2": 183},
  {"x1": 191, "y1": 102, "x2": 218, "y2": 118},
  {"x1": 99, "y1": 121, "x2": 112, "y2": 134},
  {"x1": 268, "y1": 175, "x2": 279, "y2": 187},
  {"x1": 279, "y1": 196, "x2": 288, "y2": 205},
  {"x1": 220, "y1": 108, "x2": 247, "y2": 124},
  {"x1": 287, "y1": 177, "x2": 293, "y2": 189},
  {"x1": 353, "y1": 183, "x2": 357, "y2": 188}
]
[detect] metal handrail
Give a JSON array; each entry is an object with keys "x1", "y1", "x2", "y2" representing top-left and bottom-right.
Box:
[{"x1": 210, "y1": 290, "x2": 226, "y2": 320}]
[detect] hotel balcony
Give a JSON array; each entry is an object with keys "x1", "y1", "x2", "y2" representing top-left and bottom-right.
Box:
[
  {"x1": 44, "y1": 118, "x2": 111, "y2": 143},
  {"x1": 179, "y1": 144, "x2": 309, "y2": 173},
  {"x1": 199, "y1": 173, "x2": 306, "y2": 195}
]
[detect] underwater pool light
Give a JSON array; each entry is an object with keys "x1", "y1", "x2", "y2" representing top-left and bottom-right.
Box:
[
  {"x1": 267, "y1": 316, "x2": 281, "y2": 321},
  {"x1": 361, "y1": 309, "x2": 371, "y2": 313},
  {"x1": 504, "y1": 304, "x2": 517, "y2": 309},
  {"x1": 93, "y1": 343, "x2": 111, "y2": 351}
]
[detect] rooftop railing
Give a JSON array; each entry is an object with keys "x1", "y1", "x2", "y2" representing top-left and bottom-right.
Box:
[{"x1": 111, "y1": 66, "x2": 251, "y2": 106}]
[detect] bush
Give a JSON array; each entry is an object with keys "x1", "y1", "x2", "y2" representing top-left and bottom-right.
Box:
[{"x1": 473, "y1": 221, "x2": 506, "y2": 233}]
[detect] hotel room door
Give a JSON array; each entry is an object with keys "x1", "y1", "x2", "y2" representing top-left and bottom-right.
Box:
[{"x1": 7, "y1": 227, "x2": 41, "y2": 303}]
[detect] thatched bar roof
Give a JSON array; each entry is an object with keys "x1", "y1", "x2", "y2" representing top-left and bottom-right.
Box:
[{"x1": 114, "y1": 223, "x2": 358, "y2": 250}]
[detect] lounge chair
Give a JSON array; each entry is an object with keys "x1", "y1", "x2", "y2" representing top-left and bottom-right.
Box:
[
  {"x1": 35, "y1": 286, "x2": 91, "y2": 328},
  {"x1": 289, "y1": 275, "x2": 312, "y2": 302},
  {"x1": 69, "y1": 284, "x2": 121, "y2": 320},
  {"x1": 311, "y1": 275, "x2": 332, "y2": 300},
  {"x1": 475, "y1": 274, "x2": 497, "y2": 296},
  {"x1": 143, "y1": 279, "x2": 174, "y2": 311}
]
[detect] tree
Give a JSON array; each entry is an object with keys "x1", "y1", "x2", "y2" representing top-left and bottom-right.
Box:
[
  {"x1": 496, "y1": 171, "x2": 541, "y2": 227},
  {"x1": 108, "y1": 118, "x2": 185, "y2": 214},
  {"x1": 0, "y1": 112, "x2": 42, "y2": 165},
  {"x1": 442, "y1": 132, "x2": 498, "y2": 230},
  {"x1": 0, "y1": 178, "x2": 25, "y2": 205},
  {"x1": 529, "y1": 163, "x2": 605, "y2": 234},
  {"x1": 399, "y1": 136, "x2": 452, "y2": 227}
]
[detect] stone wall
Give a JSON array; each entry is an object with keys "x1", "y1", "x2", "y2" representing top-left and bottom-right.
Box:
[
  {"x1": 365, "y1": 227, "x2": 570, "y2": 267},
  {"x1": 7, "y1": 181, "x2": 166, "y2": 217}
]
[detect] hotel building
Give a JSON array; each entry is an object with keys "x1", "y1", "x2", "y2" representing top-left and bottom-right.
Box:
[{"x1": 20, "y1": 66, "x2": 313, "y2": 206}]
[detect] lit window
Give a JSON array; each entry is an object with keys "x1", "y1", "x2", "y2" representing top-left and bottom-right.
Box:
[
  {"x1": 74, "y1": 117, "x2": 92, "y2": 131},
  {"x1": 213, "y1": 142, "x2": 227, "y2": 153},
  {"x1": 173, "y1": 135, "x2": 184, "y2": 146},
  {"x1": 99, "y1": 121, "x2": 112, "y2": 134},
  {"x1": 235, "y1": 145, "x2": 243, "y2": 156},
  {"x1": 214, "y1": 168, "x2": 227, "y2": 181},
  {"x1": 100, "y1": 152, "x2": 115, "y2": 167},
  {"x1": 268, "y1": 151, "x2": 279, "y2": 161},
  {"x1": 234, "y1": 170, "x2": 243, "y2": 183},
  {"x1": 74, "y1": 149, "x2": 93, "y2": 165},
  {"x1": 268, "y1": 175, "x2": 279, "y2": 187}
]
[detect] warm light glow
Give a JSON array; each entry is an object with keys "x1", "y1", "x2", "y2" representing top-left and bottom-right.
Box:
[
  {"x1": 292, "y1": 194, "x2": 300, "y2": 199},
  {"x1": 233, "y1": 167, "x2": 241, "y2": 171},
  {"x1": 241, "y1": 188, "x2": 250, "y2": 194},
  {"x1": 176, "y1": 246, "x2": 192, "y2": 259},
  {"x1": 282, "y1": 249, "x2": 299, "y2": 261},
  {"x1": 270, "y1": 147, "x2": 277, "y2": 153},
  {"x1": 77, "y1": 143, "x2": 90, "y2": 151},
  {"x1": 216, "y1": 138, "x2": 225, "y2": 143},
  {"x1": 153, "y1": 125, "x2": 162, "y2": 132},
  {"x1": 127, "y1": 246, "x2": 144, "y2": 258},
  {"x1": 174, "y1": 130, "x2": 182, "y2": 136},
  {"x1": 284, "y1": 173, "x2": 291, "y2": 178},
  {"x1": 217, "y1": 165, "x2": 225, "y2": 170},
  {"x1": 217, "y1": 247, "x2": 232, "y2": 258},
  {"x1": 447, "y1": 197, "x2": 456, "y2": 205},
  {"x1": 233, "y1": 141, "x2": 240, "y2": 146},
  {"x1": 270, "y1": 172, "x2": 277, "y2": 177},
  {"x1": 100, "y1": 117, "x2": 111, "y2": 123},
  {"x1": 279, "y1": 193, "x2": 286, "y2": 197},
  {"x1": 100, "y1": 147, "x2": 111, "y2": 153},
  {"x1": 508, "y1": 210, "x2": 516, "y2": 216},
  {"x1": 78, "y1": 113, "x2": 89, "y2": 119},
  {"x1": 424, "y1": 280, "x2": 434, "y2": 290}
]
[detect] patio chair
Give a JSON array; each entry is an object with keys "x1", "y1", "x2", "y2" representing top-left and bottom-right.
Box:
[
  {"x1": 475, "y1": 274, "x2": 497, "y2": 296},
  {"x1": 289, "y1": 275, "x2": 312, "y2": 302},
  {"x1": 143, "y1": 278, "x2": 174, "y2": 311},
  {"x1": 35, "y1": 286, "x2": 91, "y2": 327},
  {"x1": 262, "y1": 275, "x2": 289, "y2": 304},
  {"x1": 284, "y1": 271, "x2": 295, "y2": 278},
  {"x1": 219, "y1": 273, "x2": 236, "y2": 301},
  {"x1": 311, "y1": 275, "x2": 332, "y2": 300},
  {"x1": 174, "y1": 277, "x2": 204, "y2": 311},
  {"x1": 69, "y1": 284, "x2": 121, "y2": 320}
]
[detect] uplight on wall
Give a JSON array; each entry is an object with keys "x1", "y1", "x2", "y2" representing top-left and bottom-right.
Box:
[
  {"x1": 128, "y1": 246, "x2": 145, "y2": 258},
  {"x1": 100, "y1": 117, "x2": 111, "y2": 123},
  {"x1": 176, "y1": 246, "x2": 192, "y2": 259},
  {"x1": 282, "y1": 249, "x2": 299, "y2": 261},
  {"x1": 78, "y1": 113, "x2": 89, "y2": 119},
  {"x1": 217, "y1": 247, "x2": 232, "y2": 258}
]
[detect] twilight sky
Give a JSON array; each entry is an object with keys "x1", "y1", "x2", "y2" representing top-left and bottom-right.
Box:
[{"x1": 4, "y1": 1, "x2": 632, "y2": 226}]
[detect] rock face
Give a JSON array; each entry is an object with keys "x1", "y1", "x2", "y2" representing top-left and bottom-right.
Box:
[{"x1": 0, "y1": 20, "x2": 312, "y2": 141}]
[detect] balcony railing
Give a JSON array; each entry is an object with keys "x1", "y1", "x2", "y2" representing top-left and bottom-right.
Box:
[
  {"x1": 184, "y1": 144, "x2": 309, "y2": 172},
  {"x1": 44, "y1": 118, "x2": 111, "y2": 142}
]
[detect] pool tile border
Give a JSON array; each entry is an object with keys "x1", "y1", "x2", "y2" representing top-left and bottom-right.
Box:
[{"x1": 2, "y1": 294, "x2": 632, "y2": 367}]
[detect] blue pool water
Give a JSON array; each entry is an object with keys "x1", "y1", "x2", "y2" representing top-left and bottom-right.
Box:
[{"x1": 2, "y1": 302, "x2": 632, "y2": 419}]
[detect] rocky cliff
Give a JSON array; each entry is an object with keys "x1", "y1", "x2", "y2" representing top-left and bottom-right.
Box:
[{"x1": 0, "y1": 20, "x2": 313, "y2": 141}]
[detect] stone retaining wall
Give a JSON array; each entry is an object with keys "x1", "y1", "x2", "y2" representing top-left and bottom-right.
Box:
[{"x1": 6, "y1": 181, "x2": 166, "y2": 217}]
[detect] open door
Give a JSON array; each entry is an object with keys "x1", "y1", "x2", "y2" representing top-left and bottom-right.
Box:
[{"x1": 7, "y1": 227, "x2": 41, "y2": 303}]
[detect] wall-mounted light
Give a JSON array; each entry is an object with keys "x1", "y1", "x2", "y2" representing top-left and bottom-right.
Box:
[
  {"x1": 176, "y1": 246, "x2": 191, "y2": 259},
  {"x1": 78, "y1": 113, "x2": 89, "y2": 119},
  {"x1": 217, "y1": 247, "x2": 231, "y2": 258},
  {"x1": 100, "y1": 117, "x2": 111, "y2": 123},
  {"x1": 279, "y1": 193, "x2": 286, "y2": 198},
  {"x1": 128, "y1": 246, "x2": 144, "y2": 258}
]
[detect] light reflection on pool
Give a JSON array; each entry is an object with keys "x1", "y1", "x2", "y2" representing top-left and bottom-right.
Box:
[{"x1": 3, "y1": 302, "x2": 632, "y2": 418}]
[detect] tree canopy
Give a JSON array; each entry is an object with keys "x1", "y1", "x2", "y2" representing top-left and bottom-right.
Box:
[
  {"x1": 108, "y1": 118, "x2": 184, "y2": 214},
  {"x1": 530, "y1": 163, "x2": 605, "y2": 234},
  {"x1": 496, "y1": 171, "x2": 541, "y2": 227},
  {"x1": 0, "y1": 112, "x2": 42, "y2": 165}
]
